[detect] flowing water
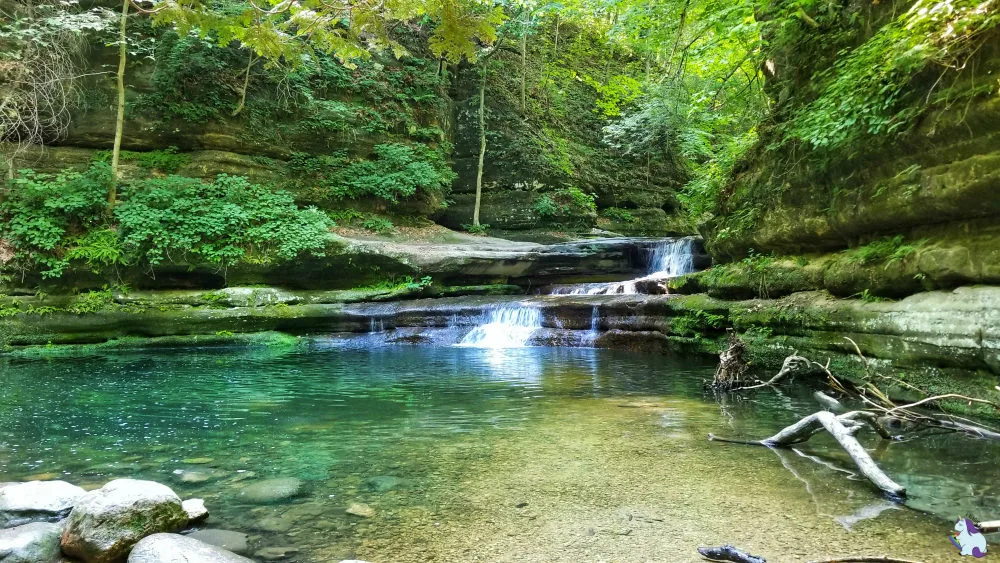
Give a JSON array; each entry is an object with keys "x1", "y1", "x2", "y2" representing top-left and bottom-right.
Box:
[
  {"x1": 548, "y1": 238, "x2": 699, "y2": 296},
  {"x1": 1, "y1": 344, "x2": 996, "y2": 562}
]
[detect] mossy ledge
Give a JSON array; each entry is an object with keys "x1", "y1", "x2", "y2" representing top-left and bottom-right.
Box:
[{"x1": 3, "y1": 285, "x2": 997, "y2": 418}]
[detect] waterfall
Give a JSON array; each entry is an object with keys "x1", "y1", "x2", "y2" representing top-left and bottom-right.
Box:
[
  {"x1": 369, "y1": 317, "x2": 385, "y2": 334},
  {"x1": 648, "y1": 238, "x2": 696, "y2": 276},
  {"x1": 458, "y1": 305, "x2": 543, "y2": 348},
  {"x1": 585, "y1": 306, "x2": 601, "y2": 346}
]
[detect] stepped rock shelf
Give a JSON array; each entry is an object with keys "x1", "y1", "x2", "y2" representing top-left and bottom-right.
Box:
[{"x1": 2, "y1": 236, "x2": 997, "y2": 412}]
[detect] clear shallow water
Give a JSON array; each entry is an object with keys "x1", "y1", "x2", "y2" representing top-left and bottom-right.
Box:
[{"x1": 1, "y1": 344, "x2": 997, "y2": 561}]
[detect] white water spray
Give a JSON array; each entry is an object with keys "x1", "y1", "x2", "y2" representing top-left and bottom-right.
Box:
[
  {"x1": 648, "y1": 238, "x2": 696, "y2": 276},
  {"x1": 458, "y1": 305, "x2": 543, "y2": 348}
]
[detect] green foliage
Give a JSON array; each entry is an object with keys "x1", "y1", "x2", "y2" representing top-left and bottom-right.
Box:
[
  {"x1": 532, "y1": 187, "x2": 596, "y2": 224},
  {"x1": 362, "y1": 216, "x2": 394, "y2": 234},
  {"x1": 116, "y1": 174, "x2": 334, "y2": 267},
  {"x1": 671, "y1": 309, "x2": 726, "y2": 339},
  {"x1": 784, "y1": 2, "x2": 1000, "y2": 150},
  {"x1": 600, "y1": 207, "x2": 637, "y2": 223},
  {"x1": 462, "y1": 223, "x2": 490, "y2": 235},
  {"x1": 290, "y1": 144, "x2": 456, "y2": 204},
  {"x1": 856, "y1": 289, "x2": 889, "y2": 304},
  {"x1": 357, "y1": 275, "x2": 433, "y2": 292},
  {"x1": 66, "y1": 287, "x2": 115, "y2": 315},
  {"x1": 0, "y1": 164, "x2": 111, "y2": 278},
  {"x1": 94, "y1": 147, "x2": 190, "y2": 173},
  {"x1": 65, "y1": 228, "x2": 126, "y2": 274},
  {"x1": 0, "y1": 295, "x2": 22, "y2": 318},
  {"x1": 844, "y1": 236, "x2": 922, "y2": 268}
]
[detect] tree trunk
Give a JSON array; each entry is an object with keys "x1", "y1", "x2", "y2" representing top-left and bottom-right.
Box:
[
  {"x1": 711, "y1": 411, "x2": 907, "y2": 498},
  {"x1": 109, "y1": 0, "x2": 128, "y2": 209},
  {"x1": 472, "y1": 71, "x2": 486, "y2": 227},
  {"x1": 520, "y1": 32, "x2": 527, "y2": 112}
]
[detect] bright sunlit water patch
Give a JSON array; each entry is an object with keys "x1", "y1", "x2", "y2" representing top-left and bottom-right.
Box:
[{"x1": 0, "y1": 344, "x2": 996, "y2": 561}]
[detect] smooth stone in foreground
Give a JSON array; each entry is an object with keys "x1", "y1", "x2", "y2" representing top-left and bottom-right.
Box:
[
  {"x1": 237, "y1": 478, "x2": 303, "y2": 504},
  {"x1": 0, "y1": 522, "x2": 63, "y2": 562},
  {"x1": 0, "y1": 481, "x2": 86, "y2": 528},
  {"x1": 127, "y1": 533, "x2": 252, "y2": 563},
  {"x1": 186, "y1": 529, "x2": 250, "y2": 555},
  {"x1": 60, "y1": 479, "x2": 189, "y2": 563},
  {"x1": 182, "y1": 499, "x2": 209, "y2": 524}
]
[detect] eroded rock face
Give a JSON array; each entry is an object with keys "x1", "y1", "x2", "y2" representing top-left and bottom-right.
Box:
[
  {"x1": 0, "y1": 522, "x2": 63, "y2": 563},
  {"x1": 0, "y1": 480, "x2": 86, "y2": 528},
  {"x1": 127, "y1": 533, "x2": 252, "y2": 563},
  {"x1": 60, "y1": 479, "x2": 189, "y2": 563}
]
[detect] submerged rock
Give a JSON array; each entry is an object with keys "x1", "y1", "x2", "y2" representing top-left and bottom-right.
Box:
[
  {"x1": 238, "y1": 478, "x2": 304, "y2": 504},
  {"x1": 345, "y1": 503, "x2": 375, "y2": 518},
  {"x1": 128, "y1": 533, "x2": 252, "y2": 563},
  {"x1": 0, "y1": 480, "x2": 86, "y2": 528},
  {"x1": 0, "y1": 521, "x2": 63, "y2": 562},
  {"x1": 255, "y1": 546, "x2": 300, "y2": 561},
  {"x1": 365, "y1": 475, "x2": 407, "y2": 493},
  {"x1": 60, "y1": 479, "x2": 189, "y2": 563},
  {"x1": 182, "y1": 499, "x2": 209, "y2": 524},
  {"x1": 186, "y1": 529, "x2": 250, "y2": 556}
]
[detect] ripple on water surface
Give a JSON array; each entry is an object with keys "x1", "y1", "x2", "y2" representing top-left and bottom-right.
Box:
[{"x1": 0, "y1": 345, "x2": 996, "y2": 561}]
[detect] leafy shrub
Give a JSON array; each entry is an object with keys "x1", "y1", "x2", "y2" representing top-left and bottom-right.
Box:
[
  {"x1": 289, "y1": 144, "x2": 456, "y2": 203},
  {"x1": 116, "y1": 174, "x2": 334, "y2": 267},
  {"x1": 361, "y1": 216, "x2": 394, "y2": 234},
  {"x1": 533, "y1": 187, "x2": 597, "y2": 224},
  {"x1": 65, "y1": 228, "x2": 126, "y2": 274},
  {"x1": 66, "y1": 287, "x2": 115, "y2": 314},
  {"x1": 462, "y1": 223, "x2": 490, "y2": 235},
  {"x1": 0, "y1": 164, "x2": 110, "y2": 278}
]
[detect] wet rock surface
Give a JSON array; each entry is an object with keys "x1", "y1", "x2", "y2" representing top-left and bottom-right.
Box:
[
  {"x1": 0, "y1": 480, "x2": 86, "y2": 528},
  {"x1": 60, "y1": 479, "x2": 189, "y2": 563},
  {"x1": 238, "y1": 478, "x2": 304, "y2": 504},
  {"x1": 186, "y1": 529, "x2": 250, "y2": 556},
  {"x1": 0, "y1": 522, "x2": 63, "y2": 563},
  {"x1": 127, "y1": 533, "x2": 252, "y2": 563}
]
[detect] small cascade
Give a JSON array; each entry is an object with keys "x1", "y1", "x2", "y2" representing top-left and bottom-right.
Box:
[
  {"x1": 546, "y1": 237, "x2": 698, "y2": 296},
  {"x1": 549, "y1": 281, "x2": 638, "y2": 296},
  {"x1": 648, "y1": 238, "x2": 696, "y2": 276},
  {"x1": 369, "y1": 317, "x2": 385, "y2": 334},
  {"x1": 458, "y1": 305, "x2": 543, "y2": 348},
  {"x1": 584, "y1": 306, "x2": 601, "y2": 346}
]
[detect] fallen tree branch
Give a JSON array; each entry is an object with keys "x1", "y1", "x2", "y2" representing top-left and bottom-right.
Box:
[
  {"x1": 976, "y1": 519, "x2": 1000, "y2": 533},
  {"x1": 697, "y1": 545, "x2": 766, "y2": 563},
  {"x1": 710, "y1": 411, "x2": 906, "y2": 498},
  {"x1": 884, "y1": 393, "x2": 1000, "y2": 415},
  {"x1": 728, "y1": 354, "x2": 812, "y2": 391}
]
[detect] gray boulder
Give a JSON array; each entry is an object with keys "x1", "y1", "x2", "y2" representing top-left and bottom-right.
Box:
[
  {"x1": 182, "y1": 499, "x2": 208, "y2": 524},
  {"x1": 0, "y1": 481, "x2": 86, "y2": 528},
  {"x1": 186, "y1": 529, "x2": 249, "y2": 555},
  {"x1": 127, "y1": 533, "x2": 252, "y2": 563},
  {"x1": 237, "y1": 478, "x2": 303, "y2": 504},
  {"x1": 0, "y1": 522, "x2": 62, "y2": 563},
  {"x1": 60, "y1": 479, "x2": 189, "y2": 563}
]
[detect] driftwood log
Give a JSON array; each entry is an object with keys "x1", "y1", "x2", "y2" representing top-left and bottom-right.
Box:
[
  {"x1": 710, "y1": 410, "x2": 906, "y2": 498},
  {"x1": 697, "y1": 545, "x2": 767, "y2": 563},
  {"x1": 977, "y1": 519, "x2": 1000, "y2": 533}
]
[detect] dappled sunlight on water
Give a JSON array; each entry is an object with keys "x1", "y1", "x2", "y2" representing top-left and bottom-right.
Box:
[{"x1": 0, "y1": 345, "x2": 996, "y2": 561}]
